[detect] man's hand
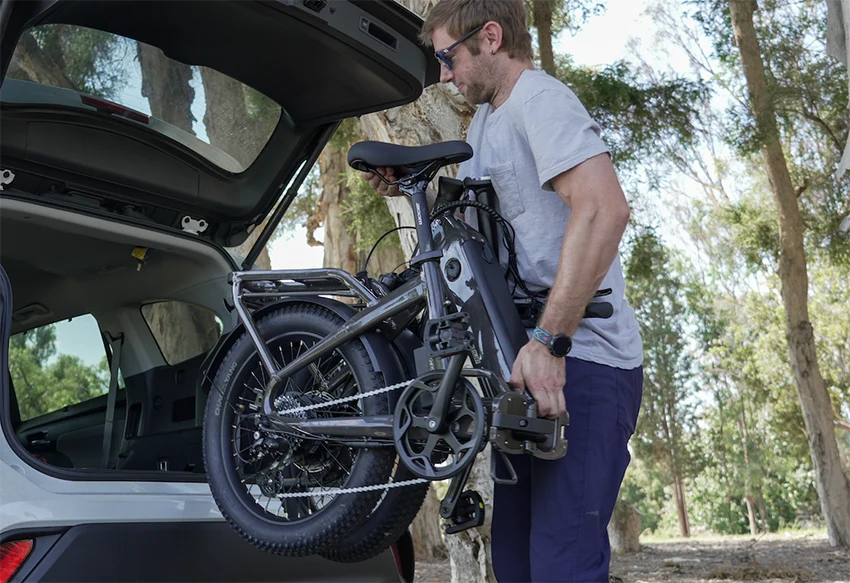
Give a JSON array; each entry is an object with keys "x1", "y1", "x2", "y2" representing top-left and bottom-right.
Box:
[
  {"x1": 509, "y1": 340, "x2": 566, "y2": 419},
  {"x1": 363, "y1": 166, "x2": 402, "y2": 197}
]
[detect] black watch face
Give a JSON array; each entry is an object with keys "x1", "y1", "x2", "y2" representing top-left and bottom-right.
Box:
[{"x1": 551, "y1": 335, "x2": 572, "y2": 357}]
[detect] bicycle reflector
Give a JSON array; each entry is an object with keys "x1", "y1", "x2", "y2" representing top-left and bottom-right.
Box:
[{"x1": 0, "y1": 540, "x2": 33, "y2": 583}]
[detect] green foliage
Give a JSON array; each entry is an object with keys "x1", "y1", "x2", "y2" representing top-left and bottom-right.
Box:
[
  {"x1": 618, "y1": 458, "x2": 668, "y2": 533},
  {"x1": 328, "y1": 118, "x2": 363, "y2": 154},
  {"x1": 689, "y1": 0, "x2": 850, "y2": 263},
  {"x1": 557, "y1": 58, "x2": 710, "y2": 182},
  {"x1": 10, "y1": 325, "x2": 108, "y2": 421},
  {"x1": 626, "y1": 230, "x2": 702, "y2": 483},
  {"x1": 341, "y1": 170, "x2": 401, "y2": 254},
  {"x1": 243, "y1": 86, "x2": 280, "y2": 123},
  {"x1": 681, "y1": 278, "x2": 822, "y2": 532},
  {"x1": 721, "y1": 196, "x2": 780, "y2": 272},
  {"x1": 28, "y1": 24, "x2": 129, "y2": 98},
  {"x1": 526, "y1": 0, "x2": 607, "y2": 37}
]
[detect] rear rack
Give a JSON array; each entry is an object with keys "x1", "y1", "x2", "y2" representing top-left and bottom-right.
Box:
[
  {"x1": 229, "y1": 268, "x2": 380, "y2": 378},
  {"x1": 230, "y1": 268, "x2": 379, "y2": 305}
]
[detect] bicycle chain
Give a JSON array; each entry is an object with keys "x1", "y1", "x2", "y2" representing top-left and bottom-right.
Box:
[
  {"x1": 273, "y1": 377, "x2": 414, "y2": 415},
  {"x1": 267, "y1": 377, "x2": 431, "y2": 498},
  {"x1": 275, "y1": 476, "x2": 429, "y2": 498}
]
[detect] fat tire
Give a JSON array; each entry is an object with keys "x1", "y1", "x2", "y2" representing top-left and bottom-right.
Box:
[
  {"x1": 203, "y1": 303, "x2": 394, "y2": 556},
  {"x1": 320, "y1": 461, "x2": 430, "y2": 563}
]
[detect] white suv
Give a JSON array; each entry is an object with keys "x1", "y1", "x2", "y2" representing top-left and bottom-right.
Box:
[{"x1": 0, "y1": 1, "x2": 437, "y2": 580}]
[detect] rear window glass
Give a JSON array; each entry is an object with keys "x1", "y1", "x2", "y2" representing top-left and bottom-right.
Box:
[
  {"x1": 9, "y1": 314, "x2": 114, "y2": 422},
  {"x1": 141, "y1": 302, "x2": 222, "y2": 366},
  {"x1": 5, "y1": 24, "x2": 281, "y2": 173}
]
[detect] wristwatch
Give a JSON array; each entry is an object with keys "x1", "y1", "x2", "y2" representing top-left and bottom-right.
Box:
[{"x1": 531, "y1": 326, "x2": 572, "y2": 358}]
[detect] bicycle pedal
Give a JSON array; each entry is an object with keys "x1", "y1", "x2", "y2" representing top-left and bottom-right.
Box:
[{"x1": 443, "y1": 490, "x2": 485, "y2": 534}]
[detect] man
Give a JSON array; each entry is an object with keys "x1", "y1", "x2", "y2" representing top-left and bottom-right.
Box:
[{"x1": 365, "y1": 1, "x2": 643, "y2": 581}]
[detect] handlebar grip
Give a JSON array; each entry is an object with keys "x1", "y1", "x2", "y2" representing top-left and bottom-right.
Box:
[{"x1": 583, "y1": 302, "x2": 613, "y2": 319}]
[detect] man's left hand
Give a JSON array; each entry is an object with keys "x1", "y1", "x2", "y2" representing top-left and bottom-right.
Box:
[{"x1": 509, "y1": 340, "x2": 566, "y2": 419}]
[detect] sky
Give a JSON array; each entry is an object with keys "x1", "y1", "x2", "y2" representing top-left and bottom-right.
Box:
[{"x1": 268, "y1": 0, "x2": 666, "y2": 270}]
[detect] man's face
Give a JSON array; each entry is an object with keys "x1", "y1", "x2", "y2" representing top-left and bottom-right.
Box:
[{"x1": 432, "y1": 26, "x2": 495, "y2": 105}]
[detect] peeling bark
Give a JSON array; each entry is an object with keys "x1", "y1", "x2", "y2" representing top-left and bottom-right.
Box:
[
  {"x1": 608, "y1": 498, "x2": 643, "y2": 554},
  {"x1": 413, "y1": 485, "x2": 448, "y2": 561}
]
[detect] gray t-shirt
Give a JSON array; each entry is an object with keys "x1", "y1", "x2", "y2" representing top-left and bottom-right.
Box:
[{"x1": 455, "y1": 69, "x2": 643, "y2": 369}]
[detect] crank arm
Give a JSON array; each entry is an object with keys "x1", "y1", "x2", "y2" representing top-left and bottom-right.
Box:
[{"x1": 439, "y1": 463, "x2": 473, "y2": 520}]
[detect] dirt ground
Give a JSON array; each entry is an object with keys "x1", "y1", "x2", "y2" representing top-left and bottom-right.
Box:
[{"x1": 414, "y1": 532, "x2": 850, "y2": 583}]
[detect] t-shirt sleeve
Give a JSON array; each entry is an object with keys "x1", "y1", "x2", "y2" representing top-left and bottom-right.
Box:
[{"x1": 521, "y1": 88, "x2": 611, "y2": 192}]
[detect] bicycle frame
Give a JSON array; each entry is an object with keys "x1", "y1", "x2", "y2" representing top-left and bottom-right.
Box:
[{"x1": 230, "y1": 179, "x2": 486, "y2": 440}]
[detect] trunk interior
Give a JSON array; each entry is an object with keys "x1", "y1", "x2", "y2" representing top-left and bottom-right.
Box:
[{"x1": 1, "y1": 195, "x2": 236, "y2": 477}]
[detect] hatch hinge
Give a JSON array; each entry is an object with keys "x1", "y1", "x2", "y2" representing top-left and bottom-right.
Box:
[
  {"x1": 0, "y1": 169, "x2": 16, "y2": 190},
  {"x1": 181, "y1": 215, "x2": 209, "y2": 235}
]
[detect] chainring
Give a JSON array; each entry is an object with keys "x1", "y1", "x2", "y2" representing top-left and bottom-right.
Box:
[{"x1": 392, "y1": 372, "x2": 486, "y2": 480}]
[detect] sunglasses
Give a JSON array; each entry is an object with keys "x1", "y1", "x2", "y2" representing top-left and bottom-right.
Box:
[{"x1": 434, "y1": 24, "x2": 485, "y2": 70}]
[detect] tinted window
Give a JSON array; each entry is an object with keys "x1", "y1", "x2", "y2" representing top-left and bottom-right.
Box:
[
  {"x1": 9, "y1": 314, "x2": 111, "y2": 421},
  {"x1": 141, "y1": 302, "x2": 221, "y2": 365},
  {"x1": 6, "y1": 24, "x2": 281, "y2": 172}
]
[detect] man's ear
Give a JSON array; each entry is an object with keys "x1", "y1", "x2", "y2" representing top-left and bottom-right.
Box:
[{"x1": 481, "y1": 20, "x2": 503, "y2": 54}]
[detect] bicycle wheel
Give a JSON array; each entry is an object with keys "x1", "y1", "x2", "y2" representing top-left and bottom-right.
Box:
[{"x1": 203, "y1": 303, "x2": 394, "y2": 556}]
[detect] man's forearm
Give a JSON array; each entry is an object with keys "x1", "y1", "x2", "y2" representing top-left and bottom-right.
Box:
[{"x1": 537, "y1": 207, "x2": 627, "y2": 336}]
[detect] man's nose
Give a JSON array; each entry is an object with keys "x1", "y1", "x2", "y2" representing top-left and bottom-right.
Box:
[{"x1": 440, "y1": 65, "x2": 453, "y2": 84}]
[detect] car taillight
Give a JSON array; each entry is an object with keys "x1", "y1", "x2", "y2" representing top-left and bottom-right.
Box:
[
  {"x1": 0, "y1": 540, "x2": 33, "y2": 583},
  {"x1": 391, "y1": 543, "x2": 409, "y2": 582}
]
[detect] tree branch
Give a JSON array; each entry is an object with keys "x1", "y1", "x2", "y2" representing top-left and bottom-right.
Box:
[{"x1": 775, "y1": 107, "x2": 844, "y2": 152}]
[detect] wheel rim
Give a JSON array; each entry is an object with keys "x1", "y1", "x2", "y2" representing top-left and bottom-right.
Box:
[{"x1": 221, "y1": 332, "x2": 370, "y2": 524}]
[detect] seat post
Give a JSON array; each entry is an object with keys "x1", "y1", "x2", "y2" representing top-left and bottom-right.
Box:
[
  {"x1": 401, "y1": 179, "x2": 445, "y2": 321},
  {"x1": 402, "y1": 180, "x2": 434, "y2": 253}
]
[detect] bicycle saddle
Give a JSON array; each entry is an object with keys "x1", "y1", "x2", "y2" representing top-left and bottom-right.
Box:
[{"x1": 348, "y1": 140, "x2": 473, "y2": 179}]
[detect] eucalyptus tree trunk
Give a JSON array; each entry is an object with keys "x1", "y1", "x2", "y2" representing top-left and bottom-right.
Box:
[
  {"x1": 317, "y1": 148, "x2": 361, "y2": 274},
  {"x1": 357, "y1": 1, "x2": 483, "y2": 577},
  {"x1": 607, "y1": 498, "x2": 642, "y2": 554},
  {"x1": 672, "y1": 474, "x2": 691, "y2": 538},
  {"x1": 531, "y1": 0, "x2": 556, "y2": 76},
  {"x1": 729, "y1": 0, "x2": 850, "y2": 547},
  {"x1": 315, "y1": 147, "x2": 404, "y2": 276},
  {"x1": 136, "y1": 43, "x2": 194, "y2": 133}
]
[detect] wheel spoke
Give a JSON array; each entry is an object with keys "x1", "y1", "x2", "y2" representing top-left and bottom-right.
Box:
[{"x1": 221, "y1": 332, "x2": 377, "y2": 523}]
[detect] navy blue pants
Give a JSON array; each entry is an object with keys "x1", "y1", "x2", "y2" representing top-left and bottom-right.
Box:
[{"x1": 491, "y1": 357, "x2": 643, "y2": 583}]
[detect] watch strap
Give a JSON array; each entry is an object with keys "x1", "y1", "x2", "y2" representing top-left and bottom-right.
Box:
[{"x1": 531, "y1": 326, "x2": 553, "y2": 347}]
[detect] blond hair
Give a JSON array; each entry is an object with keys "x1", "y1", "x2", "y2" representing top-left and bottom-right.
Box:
[{"x1": 420, "y1": 0, "x2": 533, "y2": 60}]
